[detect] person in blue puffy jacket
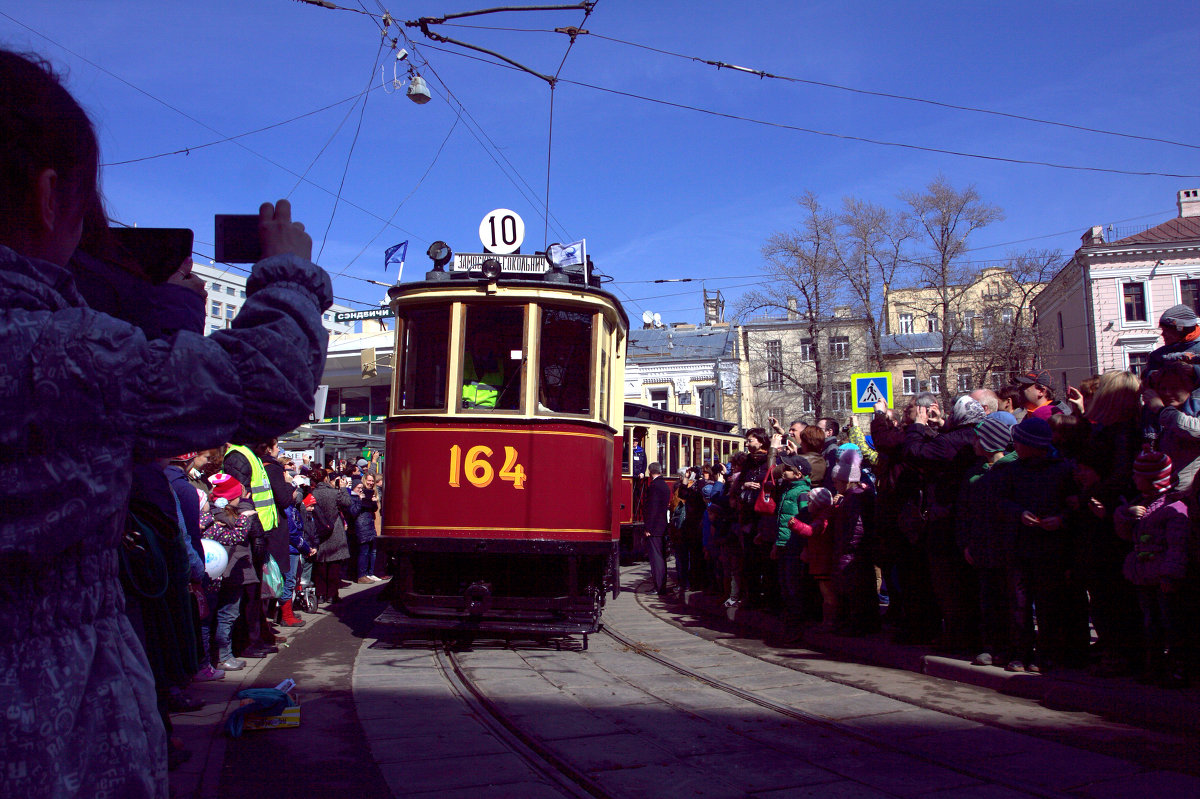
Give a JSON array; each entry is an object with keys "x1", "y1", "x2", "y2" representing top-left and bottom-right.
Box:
[{"x1": 0, "y1": 49, "x2": 332, "y2": 799}]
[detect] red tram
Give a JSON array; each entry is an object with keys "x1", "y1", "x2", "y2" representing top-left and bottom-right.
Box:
[{"x1": 380, "y1": 252, "x2": 628, "y2": 638}]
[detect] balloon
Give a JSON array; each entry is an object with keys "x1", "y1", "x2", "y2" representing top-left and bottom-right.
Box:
[{"x1": 202, "y1": 539, "x2": 229, "y2": 580}]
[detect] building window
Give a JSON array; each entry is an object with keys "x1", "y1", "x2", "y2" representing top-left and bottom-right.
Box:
[
  {"x1": 766, "y1": 339, "x2": 783, "y2": 390},
  {"x1": 957, "y1": 368, "x2": 972, "y2": 393},
  {"x1": 1127, "y1": 351, "x2": 1150, "y2": 375},
  {"x1": 1122, "y1": 282, "x2": 1147, "y2": 323},
  {"x1": 649, "y1": 388, "x2": 668, "y2": 410},
  {"x1": 1180, "y1": 279, "x2": 1200, "y2": 316},
  {"x1": 225, "y1": 305, "x2": 234, "y2": 320},
  {"x1": 831, "y1": 382, "x2": 851, "y2": 412},
  {"x1": 1057, "y1": 311, "x2": 1065, "y2": 349},
  {"x1": 209, "y1": 324, "x2": 221, "y2": 334},
  {"x1": 211, "y1": 282, "x2": 221, "y2": 292},
  {"x1": 1001, "y1": 308, "x2": 1014, "y2": 325},
  {"x1": 991, "y1": 372, "x2": 1005, "y2": 389},
  {"x1": 240, "y1": 290, "x2": 247, "y2": 299},
  {"x1": 830, "y1": 336, "x2": 849, "y2": 360},
  {"x1": 964, "y1": 310, "x2": 976, "y2": 338},
  {"x1": 210, "y1": 301, "x2": 221, "y2": 317},
  {"x1": 927, "y1": 314, "x2": 940, "y2": 333},
  {"x1": 700, "y1": 387, "x2": 718, "y2": 420},
  {"x1": 902, "y1": 370, "x2": 918, "y2": 395},
  {"x1": 802, "y1": 385, "x2": 816, "y2": 414},
  {"x1": 898, "y1": 313, "x2": 914, "y2": 334},
  {"x1": 323, "y1": 313, "x2": 331, "y2": 322},
  {"x1": 929, "y1": 372, "x2": 941, "y2": 394},
  {"x1": 225, "y1": 286, "x2": 235, "y2": 296},
  {"x1": 800, "y1": 338, "x2": 813, "y2": 362}
]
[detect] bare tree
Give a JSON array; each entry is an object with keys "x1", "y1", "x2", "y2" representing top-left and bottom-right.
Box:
[
  {"x1": 832, "y1": 198, "x2": 914, "y2": 371},
  {"x1": 898, "y1": 175, "x2": 1004, "y2": 405},
  {"x1": 738, "y1": 193, "x2": 847, "y2": 418},
  {"x1": 963, "y1": 250, "x2": 1060, "y2": 385}
]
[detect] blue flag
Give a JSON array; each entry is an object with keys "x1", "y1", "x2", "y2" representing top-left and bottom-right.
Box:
[{"x1": 384, "y1": 240, "x2": 408, "y2": 276}]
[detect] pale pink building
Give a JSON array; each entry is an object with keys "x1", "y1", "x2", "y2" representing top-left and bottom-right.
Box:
[{"x1": 1035, "y1": 189, "x2": 1200, "y2": 388}]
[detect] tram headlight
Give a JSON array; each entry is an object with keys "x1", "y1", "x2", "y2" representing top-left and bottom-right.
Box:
[
  {"x1": 426, "y1": 241, "x2": 452, "y2": 270},
  {"x1": 480, "y1": 258, "x2": 502, "y2": 281}
]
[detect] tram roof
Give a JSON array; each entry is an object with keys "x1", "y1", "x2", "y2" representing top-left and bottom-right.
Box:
[
  {"x1": 623, "y1": 402, "x2": 737, "y2": 434},
  {"x1": 389, "y1": 274, "x2": 629, "y2": 331}
]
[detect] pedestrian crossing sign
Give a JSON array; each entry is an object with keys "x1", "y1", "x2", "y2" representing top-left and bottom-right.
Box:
[{"x1": 851, "y1": 372, "x2": 893, "y2": 413}]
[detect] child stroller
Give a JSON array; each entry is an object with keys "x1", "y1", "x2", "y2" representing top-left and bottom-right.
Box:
[{"x1": 294, "y1": 566, "x2": 319, "y2": 613}]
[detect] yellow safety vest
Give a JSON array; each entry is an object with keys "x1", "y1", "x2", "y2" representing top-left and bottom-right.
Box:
[
  {"x1": 225, "y1": 444, "x2": 280, "y2": 530},
  {"x1": 462, "y1": 353, "x2": 503, "y2": 409}
]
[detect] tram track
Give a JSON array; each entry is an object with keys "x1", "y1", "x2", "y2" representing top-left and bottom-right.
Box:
[
  {"x1": 435, "y1": 643, "x2": 616, "y2": 799},
  {"x1": 599, "y1": 620, "x2": 1072, "y2": 799}
]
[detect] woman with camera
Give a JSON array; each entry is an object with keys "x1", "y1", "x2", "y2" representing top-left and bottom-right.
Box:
[
  {"x1": 0, "y1": 49, "x2": 333, "y2": 798},
  {"x1": 309, "y1": 467, "x2": 357, "y2": 604}
]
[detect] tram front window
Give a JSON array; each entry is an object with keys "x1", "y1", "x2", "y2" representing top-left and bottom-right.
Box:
[
  {"x1": 462, "y1": 305, "x2": 524, "y2": 411},
  {"x1": 539, "y1": 306, "x2": 593, "y2": 414},
  {"x1": 396, "y1": 306, "x2": 449, "y2": 411}
]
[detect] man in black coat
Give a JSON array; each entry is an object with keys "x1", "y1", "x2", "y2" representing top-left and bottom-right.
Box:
[{"x1": 642, "y1": 462, "x2": 672, "y2": 597}]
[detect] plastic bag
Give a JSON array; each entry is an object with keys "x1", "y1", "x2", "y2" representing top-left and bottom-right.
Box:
[{"x1": 261, "y1": 555, "x2": 284, "y2": 600}]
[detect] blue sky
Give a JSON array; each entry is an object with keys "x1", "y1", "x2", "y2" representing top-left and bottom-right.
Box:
[{"x1": 4, "y1": 1, "x2": 1198, "y2": 320}]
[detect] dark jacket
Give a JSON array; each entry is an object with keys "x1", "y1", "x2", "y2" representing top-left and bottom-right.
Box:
[
  {"x1": 996, "y1": 454, "x2": 1076, "y2": 568},
  {"x1": 820, "y1": 437, "x2": 839, "y2": 489},
  {"x1": 351, "y1": 486, "x2": 379, "y2": 543},
  {"x1": 901, "y1": 421, "x2": 978, "y2": 548},
  {"x1": 643, "y1": 476, "x2": 671, "y2": 536},
  {"x1": 312, "y1": 481, "x2": 355, "y2": 561}
]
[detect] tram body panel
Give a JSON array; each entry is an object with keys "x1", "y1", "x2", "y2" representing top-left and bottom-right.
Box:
[{"x1": 382, "y1": 420, "x2": 615, "y2": 543}]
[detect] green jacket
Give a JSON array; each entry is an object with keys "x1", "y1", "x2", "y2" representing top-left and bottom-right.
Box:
[{"x1": 774, "y1": 477, "x2": 811, "y2": 548}]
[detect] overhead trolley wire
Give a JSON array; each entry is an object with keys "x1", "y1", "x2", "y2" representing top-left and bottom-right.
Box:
[{"x1": 417, "y1": 40, "x2": 1200, "y2": 179}]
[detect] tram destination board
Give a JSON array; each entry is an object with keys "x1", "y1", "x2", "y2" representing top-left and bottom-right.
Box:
[
  {"x1": 452, "y1": 252, "x2": 549, "y2": 275},
  {"x1": 334, "y1": 308, "x2": 395, "y2": 322}
]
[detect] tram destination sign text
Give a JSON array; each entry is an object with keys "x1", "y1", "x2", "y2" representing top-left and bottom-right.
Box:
[
  {"x1": 333, "y1": 308, "x2": 395, "y2": 322},
  {"x1": 452, "y1": 252, "x2": 548, "y2": 275}
]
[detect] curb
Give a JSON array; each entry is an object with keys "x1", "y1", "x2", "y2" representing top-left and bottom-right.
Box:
[{"x1": 670, "y1": 587, "x2": 1200, "y2": 735}]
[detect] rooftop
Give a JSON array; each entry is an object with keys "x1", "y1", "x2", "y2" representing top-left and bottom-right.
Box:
[
  {"x1": 1110, "y1": 215, "x2": 1200, "y2": 246},
  {"x1": 627, "y1": 325, "x2": 734, "y2": 361}
]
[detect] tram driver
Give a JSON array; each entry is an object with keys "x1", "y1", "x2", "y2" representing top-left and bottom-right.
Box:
[{"x1": 462, "y1": 324, "x2": 510, "y2": 410}]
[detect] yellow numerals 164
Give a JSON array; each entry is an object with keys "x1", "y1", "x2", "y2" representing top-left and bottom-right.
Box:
[{"x1": 448, "y1": 445, "x2": 527, "y2": 489}]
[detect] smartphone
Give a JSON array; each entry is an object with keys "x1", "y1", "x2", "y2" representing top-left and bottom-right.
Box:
[
  {"x1": 107, "y1": 227, "x2": 194, "y2": 284},
  {"x1": 214, "y1": 214, "x2": 261, "y2": 263}
]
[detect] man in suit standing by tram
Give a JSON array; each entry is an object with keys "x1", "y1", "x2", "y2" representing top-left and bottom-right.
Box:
[{"x1": 643, "y1": 462, "x2": 672, "y2": 598}]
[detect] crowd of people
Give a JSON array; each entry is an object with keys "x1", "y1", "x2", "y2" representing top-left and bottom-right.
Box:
[{"x1": 642, "y1": 309, "x2": 1200, "y2": 690}]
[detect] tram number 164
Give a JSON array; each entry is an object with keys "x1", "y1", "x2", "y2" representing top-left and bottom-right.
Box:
[{"x1": 448, "y1": 445, "x2": 527, "y2": 489}]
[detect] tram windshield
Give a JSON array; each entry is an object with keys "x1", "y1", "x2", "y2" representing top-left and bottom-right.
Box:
[
  {"x1": 395, "y1": 306, "x2": 449, "y2": 411},
  {"x1": 462, "y1": 305, "x2": 524, "y2": 411},
  {"x1": 538, "y1": 306, "x2": 593, "y2": 414}
]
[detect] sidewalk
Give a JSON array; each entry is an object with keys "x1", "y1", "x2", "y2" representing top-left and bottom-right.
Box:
[
  {"x1": 661, "y1": 585, "x2": 1200, "y2": 735},
  {"x1": 168, "y1": 579, "x2": 380, "y2": 799}
]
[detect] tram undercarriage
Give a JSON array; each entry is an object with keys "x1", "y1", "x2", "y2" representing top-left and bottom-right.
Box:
[{"x1": 380, "y1": 539, "x2": 619, "y2": 637}]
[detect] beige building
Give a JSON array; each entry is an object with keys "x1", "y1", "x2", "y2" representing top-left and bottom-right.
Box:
[
  {"x1": 883, "y1": 266, "x2": 1047, "y2": 400},
  {"x1": 737, "y1": 307, "x2": 872, "y2": 426}
]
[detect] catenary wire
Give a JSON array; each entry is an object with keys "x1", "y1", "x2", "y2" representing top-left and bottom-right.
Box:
[
  {"x1": 416, "y1": 43, "x2": 1200, "y2": 179},
  {"x1": 317, "y1": 40, "x2": 386, "y2": 260},
  {"x1": 0, "y1": 10, "x2": 424, "y2": 243}
]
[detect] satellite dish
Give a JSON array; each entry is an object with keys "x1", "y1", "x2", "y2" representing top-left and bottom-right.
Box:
[
  {"x1": 653, "y1": 313, "x2": 662, "y2": 328},
  {"x1": 641, "y1": 310, "x2": 653, "y2": 325}
]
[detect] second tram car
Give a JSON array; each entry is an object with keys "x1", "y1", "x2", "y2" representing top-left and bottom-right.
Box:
[{"x1": 380, "y1": 255, "x2": 627, "y2": 638}]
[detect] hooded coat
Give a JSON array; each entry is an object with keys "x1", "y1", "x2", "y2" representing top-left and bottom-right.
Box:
[{"x1": 0, "y1": 245, "x2": 330, "y2": 799}]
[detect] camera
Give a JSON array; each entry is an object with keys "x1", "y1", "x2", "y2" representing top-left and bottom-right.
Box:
[{"x1": 214, "y1": 214, "x2": 261, "y2": 263}]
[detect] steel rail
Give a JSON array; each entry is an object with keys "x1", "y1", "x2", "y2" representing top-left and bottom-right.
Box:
[
  {"x1": 606, "y1": 584, "x2": 1073, "y2": 799},
  {"x1": 435, "y1": 644, "x2": 615, "y2": 799}
]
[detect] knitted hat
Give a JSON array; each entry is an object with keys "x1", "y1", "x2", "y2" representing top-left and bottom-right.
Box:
[
  {"x1": 974, "y1": 415, "x2": 1015, "y2": 453},
  {"x1": 1011, "y1": 416, "x2": 1053, "y2": 450},
  {"x1": 171, "y1": 452, "x2": 199, "y2": 463},
  {"x1": 1133, "y1": 447, "x2": 1173, "y2": 491},
  {"x1": 832, "y1": 446, "x2": 862, "y2": 483},
  {"x1": 1159, "y1": 303, "x2": 1200, "y2": 331},
  {"x1": 807, "y1": 487, "x2": 834, "y2": 511},
  {"x1": 208, "y1": 473, "x2": 244, "y2": 504},
  {"x1": 302, "y1": 493, "x2": 316, "y2": 508}
]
